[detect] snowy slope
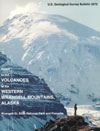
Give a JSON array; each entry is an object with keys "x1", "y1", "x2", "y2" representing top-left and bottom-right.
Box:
[
  {"x1": 0, "y1": 12, "x2": 100, "y2": 105},
  {"x1": 0, "y1": 115, "x2": 46, "y2": 131}
]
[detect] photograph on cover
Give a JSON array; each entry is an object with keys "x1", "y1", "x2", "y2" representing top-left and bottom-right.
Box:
[{"x1": 0, "y1": 0, "x2": 100, "y2": 130}]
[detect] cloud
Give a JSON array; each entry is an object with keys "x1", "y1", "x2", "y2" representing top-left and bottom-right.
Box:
[
  {"x1": 0, "y1": 3, "x2": 78, "y2": 46},
  {"x1": 0, "y1": 16, "x2": 78, "y2": 44},
  {"x1": 9, "y1": 2, "x2": 40, "y2": 18}
]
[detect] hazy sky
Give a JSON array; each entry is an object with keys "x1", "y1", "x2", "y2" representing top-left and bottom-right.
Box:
[{"x1": 0, "y1": 0, "x2": 100, "y2": 32}]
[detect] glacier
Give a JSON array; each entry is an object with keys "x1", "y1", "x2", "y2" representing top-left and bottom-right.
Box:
[{"x1": 0, "y1": 12, "x2": 100, "y2": 106}]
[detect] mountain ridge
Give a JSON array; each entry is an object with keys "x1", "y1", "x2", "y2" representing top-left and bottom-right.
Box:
[{"x1": 0, "y1": 52, "x2": 66, "y2": 130}]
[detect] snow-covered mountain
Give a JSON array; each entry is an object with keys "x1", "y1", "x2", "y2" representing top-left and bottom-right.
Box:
[
  {"x1": 0, "y1": 52, "x2": 66, "y2": 131},
  {"x1": 0, "y1": 12, "x2": 100, "y2": 105}
]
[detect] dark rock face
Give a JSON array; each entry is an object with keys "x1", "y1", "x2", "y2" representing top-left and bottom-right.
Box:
[
  {"x1": 35, "y1": 116, "x2": 100, "y2": 131},
  {"x1": 0, "y1": 52, "x2": 66, "y2": 118}
]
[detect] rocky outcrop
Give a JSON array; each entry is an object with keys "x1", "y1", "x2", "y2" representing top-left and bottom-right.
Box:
[{"x1": 35, "y1": 116, "x2": 100, "y2": 131}]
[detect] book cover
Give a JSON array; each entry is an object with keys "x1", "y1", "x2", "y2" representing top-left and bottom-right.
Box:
[{"x1": 0, "y1": 0, "x2": 100, "y2": 130}]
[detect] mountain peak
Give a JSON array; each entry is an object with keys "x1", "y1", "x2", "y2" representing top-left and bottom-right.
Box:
[{"x1": 0, "y1": 13, "x2": 100, "y2": 105}]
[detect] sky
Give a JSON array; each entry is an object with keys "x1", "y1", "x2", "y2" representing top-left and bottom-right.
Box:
[{"x1": 0, "y1": 0, "x2": 100, "y2": 32}]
